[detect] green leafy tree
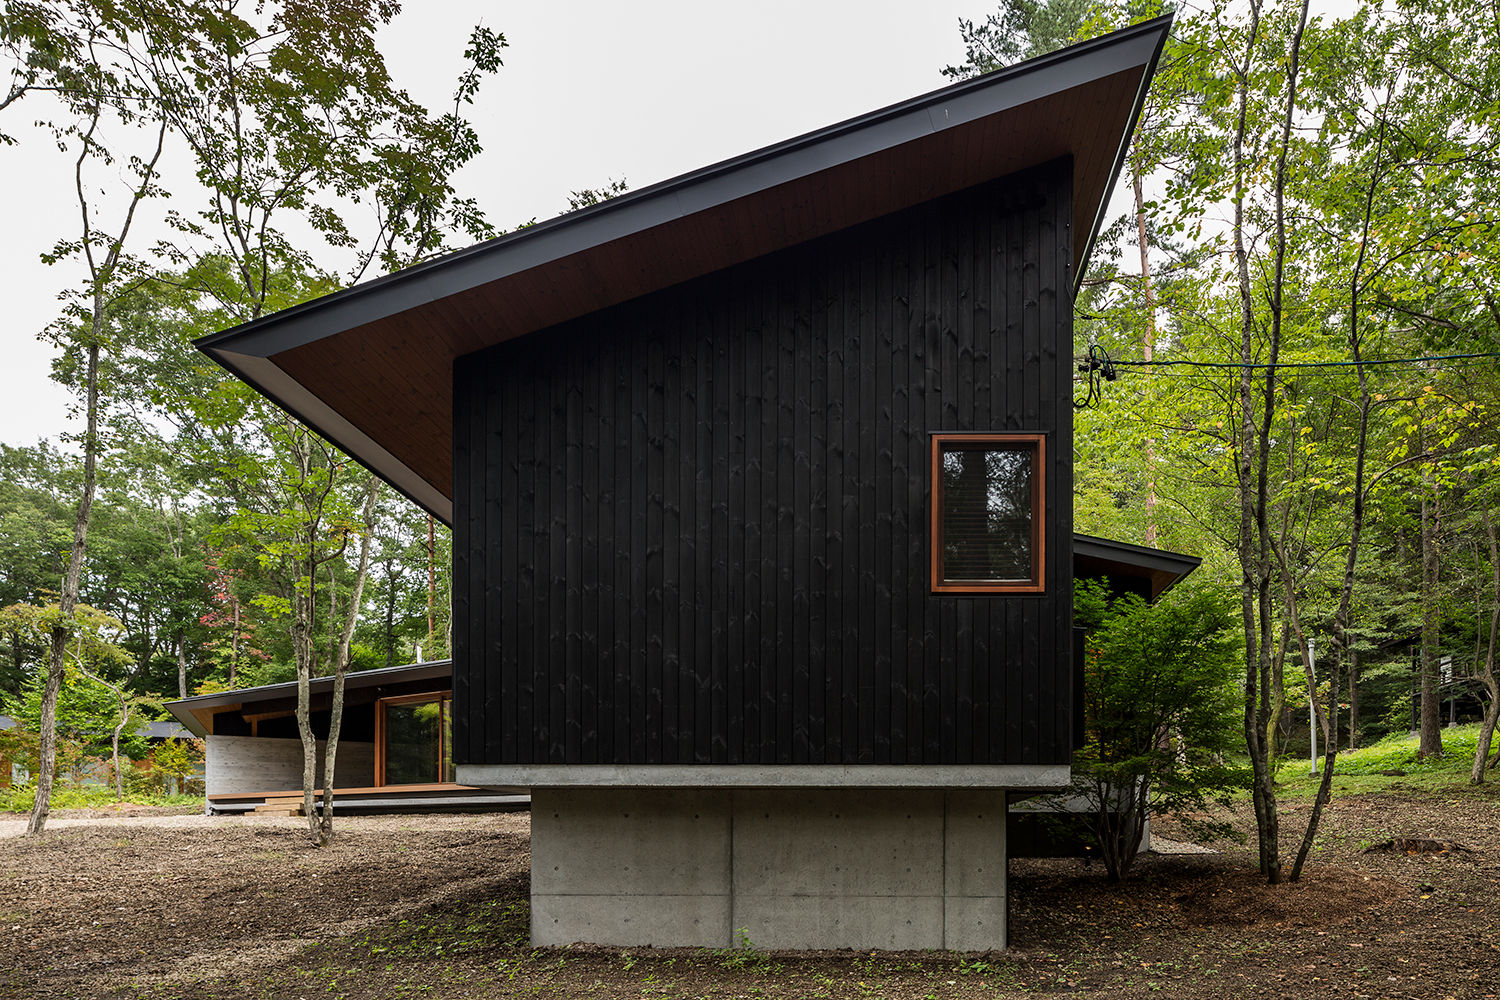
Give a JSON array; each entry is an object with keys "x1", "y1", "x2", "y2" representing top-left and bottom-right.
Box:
[
  {"x1": 1068, "y1": 581, "x2": 1246, "y2": 880},
  {"x1": 148, "y1": 737, "x2": 205, "y2": 796},
  {"x1": 0, "y1": 602, "x2": 143, "y2": 798}
]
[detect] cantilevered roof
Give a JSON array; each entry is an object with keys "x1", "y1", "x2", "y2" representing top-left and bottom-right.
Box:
[
  {"x1": 196, "y1": 18, "x2": 1171, "y2": 523},
  {"x1": 1074, "y1": 534, "x2": 1201, "y2": 601}
]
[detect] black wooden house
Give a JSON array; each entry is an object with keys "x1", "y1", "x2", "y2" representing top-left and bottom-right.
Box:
[{"x1": 196, "y1": 19, "x2": 1173, "y2": 950}]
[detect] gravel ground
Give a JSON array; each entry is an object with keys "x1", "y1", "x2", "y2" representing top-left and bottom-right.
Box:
[{"x1": 1, "y1": 788, "x2": 1497, "y2": 999}]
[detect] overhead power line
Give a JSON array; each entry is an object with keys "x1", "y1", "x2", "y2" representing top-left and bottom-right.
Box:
[
  {"x1": 1107, "y1": 351, "x2": 1500, "y2": 371},
  {"x1": 1073, "y1": 346, "x2": 1500, "y2": 408}
]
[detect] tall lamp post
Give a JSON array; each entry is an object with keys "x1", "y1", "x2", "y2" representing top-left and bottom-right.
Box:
[{"x1": 1308, "y1": 638, "x2": 1318, "y2": 776}]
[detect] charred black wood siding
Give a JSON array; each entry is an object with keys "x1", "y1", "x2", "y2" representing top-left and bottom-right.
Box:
[{"x1": 453, "y1": 161, "x2": 1075, "y2": 767}]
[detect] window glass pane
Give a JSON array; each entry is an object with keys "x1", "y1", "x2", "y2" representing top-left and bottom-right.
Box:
[
  {"x1": 941, "y1": 445, "x2": 1033, "y2": 581},
  {"x1": 384, "y1": 700, "x2": 442, "y2": 785}
]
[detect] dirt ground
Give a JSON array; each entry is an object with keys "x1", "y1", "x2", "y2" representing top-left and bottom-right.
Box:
[{"x1": 0, "y1": 786, "x2": 1497, "y2": 1000}]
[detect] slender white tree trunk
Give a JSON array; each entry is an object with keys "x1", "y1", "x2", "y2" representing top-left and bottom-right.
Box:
[{"x1": 317, "y1": 475, "x2": 381, "y2": 846}]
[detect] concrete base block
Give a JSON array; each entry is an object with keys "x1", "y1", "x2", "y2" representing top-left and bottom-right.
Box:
[
  {"x1": 733, "y1": 895, "x2": 943, "y2": 951},
  {"x1": 529, "y1": 786, "x2": 1009, "y2": 951},
  {"x1": 943, "y1": 895, "x2": 1007, "y2": 952},
  {"x1": 532, "y1": 894, "x2": 731, "y2": 948}
]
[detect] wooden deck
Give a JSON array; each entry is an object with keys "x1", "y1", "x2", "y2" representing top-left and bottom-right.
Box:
[{"x1": 207, "y1": 781, "x2": 529, "y2": 815}]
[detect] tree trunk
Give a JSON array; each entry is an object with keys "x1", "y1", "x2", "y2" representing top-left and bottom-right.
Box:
[
  {"x1": 294, "y1": 560, "x2": 319, "y2": 839},
  {"x1": 287, "y1": 430, "x2": 322, "y2": 841},
  {"x1": 228, "y1": 594, "x2": 239, "y2": 689},
  {"x1": 1230, "y1": 0, "x2": 1284, "y2": 883},
  {"x1": 1132, "y1": 166, "x2": 1158, "y2": 548},
  {"x1": 1419, "y1": 464, "x2": 1443, "y2": 757},
  {"x1": 27, "y1": 84, "x2": 164, "y2": 836},
  {"x1": 1348, "y1": 649, "x2": 1359, "y2": 752},
  {"x1": 427, "y1": 514, "x2": 436, "y2": 641},
  {"x1": 28, "y1": 343, "x2": 102, "y2": 837},
  {"x1": 176, "y1": 632, "x2": 188, "y2": 700},
  {"x1": 1472, "y1": 508, "x2": 1499, "y2": 784},
  {"x1": 110, "y1": 695, "x2": 130, "y2": 803},
  {"x1": 317, "y1": 475, "x2": 381, "y2": 846}
]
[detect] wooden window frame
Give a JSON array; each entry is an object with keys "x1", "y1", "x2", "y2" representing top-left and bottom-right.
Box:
[
  {"x1": 374, "y1": 690, "x2": 453, "y2": 786},
  {"x1": 929, "y1": 432, "x2": 1046, "y2": 594}
]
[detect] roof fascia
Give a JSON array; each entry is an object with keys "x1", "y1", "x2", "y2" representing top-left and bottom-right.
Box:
[{"x1": 1072, "y1": 531, "x2": 1202, "y2": 598}]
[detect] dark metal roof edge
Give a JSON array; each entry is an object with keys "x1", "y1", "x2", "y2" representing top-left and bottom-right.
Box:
[
  {"x1": 1072, "y1": 532, "x2": 1201, "y2": 599},
  {"x1": 193, "y1": 16, "x2": 1172, "y2": 359},
  {"x1": 1072, "y1": 13, "x2": 1173, "y2": 295},
  {"x1": 164, "y1": 659, "x2": 455, "y2": 735},
  {"x1": 1073, "y1": 532, "x2": 1201, "y2": 570}
]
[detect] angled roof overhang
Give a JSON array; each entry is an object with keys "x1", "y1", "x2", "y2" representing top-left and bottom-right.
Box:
[
  {"x1": 1073, "y1": 533, "x2": 1201, "y2": 602},
  {"x1": 164, "y1": 659, "x2": 454, "y2": 737},
  {"x1": 196, "y1": 17, "x2": 1171, "y2": 523}
]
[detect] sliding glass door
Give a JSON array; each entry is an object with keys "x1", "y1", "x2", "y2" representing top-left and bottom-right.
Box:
[{"x1": 377, "y1": 693, "x2": 453, "y2": 785}]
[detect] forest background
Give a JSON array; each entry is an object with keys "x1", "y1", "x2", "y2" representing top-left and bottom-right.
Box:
[{"x1": 0, "y1": 0, "x2": 1497, "y2": 867}]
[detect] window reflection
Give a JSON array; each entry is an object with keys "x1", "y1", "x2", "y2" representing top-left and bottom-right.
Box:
[
  {"x1": 382, "y1": 697, "x2": 450, "y2": 785},
  {"x1": 940, "y1": 445, "x2": 1033, "y2": 582}
]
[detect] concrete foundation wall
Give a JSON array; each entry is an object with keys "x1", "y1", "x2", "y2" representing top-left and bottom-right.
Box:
[
  {"x1": 531, "y1": 787, "x2": 1007, "y2": 951},
  {"x1": 205, "y1": 735, "x2": 375, "y2": 794}
]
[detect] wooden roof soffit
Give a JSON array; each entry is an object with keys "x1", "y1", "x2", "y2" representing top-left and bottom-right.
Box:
[{"x1": 196, "y1": 18, "x2": 1172, "y2": 523}]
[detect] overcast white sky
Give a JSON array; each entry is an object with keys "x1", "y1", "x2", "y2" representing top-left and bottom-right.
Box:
[{"x1": 0, "y1": 0, "x2": 992, "y2": 448}]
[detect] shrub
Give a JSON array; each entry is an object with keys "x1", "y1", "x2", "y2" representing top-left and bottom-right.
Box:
[{"x1": 1064, "y1": 580, "x2": 1248, "y2": 880}]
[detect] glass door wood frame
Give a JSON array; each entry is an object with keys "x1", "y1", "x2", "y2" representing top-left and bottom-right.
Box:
[{"x1": 374, "y1": 690, "x2": 453, "y2": 787}]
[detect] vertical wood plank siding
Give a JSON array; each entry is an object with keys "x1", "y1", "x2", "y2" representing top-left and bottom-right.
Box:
[{"x1": 452, "y1": 161, "x2": 1075, "y2": 767}]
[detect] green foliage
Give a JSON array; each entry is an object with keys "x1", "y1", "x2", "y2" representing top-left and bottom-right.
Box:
[
  {"x1": 0, "y1": 783, "x2": 201, "y2": 814},
  {"x1": 1066, "y1": 581, "x2": 1248, "y2": 879},
  {"x1": 0, "y1": 603, "x2": 148, "y2": 759},
  {"x1": 149, "y1": 737, "x2": 204, "y2": 787},
  {"x1": 1274, "y1": 722, "x2": 1499, "y2": 798},
  {"x1": 566, "y1": 178, "x2": 629, "y2": 212},
  {"x1": 941, "y1": 0, "x2": 1103, "y2": 76}
]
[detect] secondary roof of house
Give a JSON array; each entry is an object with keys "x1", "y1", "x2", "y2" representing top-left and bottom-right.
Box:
[
  {"x1": 164, "y1": 659, "x2": 454, "y2": 737},
  {"x1": 1073, "y1": 534, "x2": 1201, "y2": 601},
  {"x1": 194, "y1": 17, "x2": 1171, "y2": 523}
]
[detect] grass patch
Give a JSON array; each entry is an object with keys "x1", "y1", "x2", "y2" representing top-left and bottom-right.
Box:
[
  {"x1": 1272, "y1": 722, "x2": 1498, "y2": 798},
  {"x1": 0, "y1": 785, "x2": 203, "y2": 813}
]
